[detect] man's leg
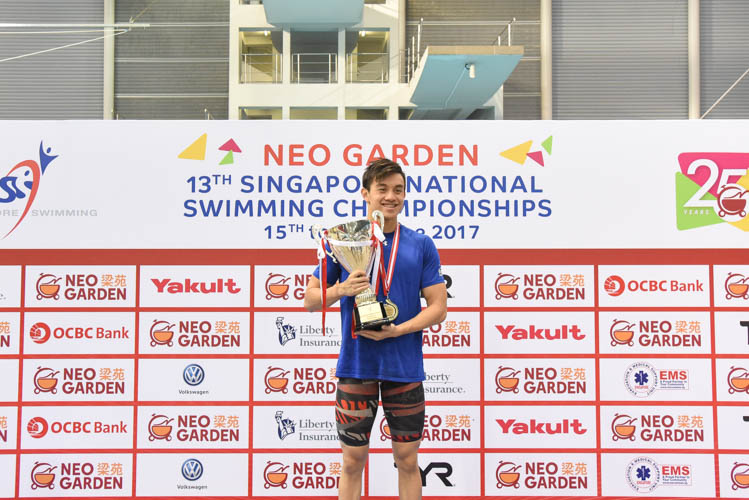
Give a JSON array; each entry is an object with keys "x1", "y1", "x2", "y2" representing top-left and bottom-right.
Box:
[
  {"x1": 335, "y1": 378, "x2": 379, "y2": 500},
  {"x1": 381, "y1": 381, "x2": 425, "y2": 500},
  {"x1": 338, "y1": 442, "x2": 368, "y2": 500},
  {"x1": 392, "y1": 439, "x2": 422, "y2": 500}
]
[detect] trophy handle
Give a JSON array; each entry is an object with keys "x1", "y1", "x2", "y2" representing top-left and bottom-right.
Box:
[
  {"x1": 310, "y1": 224, "x2": 338, "y2": 263},
  {"x1": 371, "y1": 210, "x2": 384, "y2": 229}
]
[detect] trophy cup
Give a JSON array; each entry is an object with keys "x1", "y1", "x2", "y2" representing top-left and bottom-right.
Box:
[{"x1": 312, "y1": 210, "x2": 398, "y2": 332}]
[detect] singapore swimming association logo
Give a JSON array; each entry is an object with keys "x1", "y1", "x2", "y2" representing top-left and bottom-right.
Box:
[
  {"x1": 183, "y1": 364, "x2": 205, "y2": 386},
  {"x1": 181, "y1": 458, "x2": 203, "y2": 481},
  {"x1": 675, "y1": 152, "x2": 749, "y2": 231},
  {"x1": 1, "y1": 142, "x2": 58, "y2": 238}
]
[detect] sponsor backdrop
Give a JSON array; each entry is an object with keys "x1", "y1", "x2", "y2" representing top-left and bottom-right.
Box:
[{"x1": 1, "y1": 120, "x2": 749, "y2": 499}]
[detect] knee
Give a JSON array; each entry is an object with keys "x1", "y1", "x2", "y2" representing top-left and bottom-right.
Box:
[
  {"x1": 342, "y1": 447, "x2": 368, "y2": 475},
  {"x1": 393, "y1": 450, "x2": 419, "y2": 474}
]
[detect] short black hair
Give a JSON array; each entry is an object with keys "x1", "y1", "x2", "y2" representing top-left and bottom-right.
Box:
[{"x1": 362, "y1": 158, "x2": 406, "y2": 190}]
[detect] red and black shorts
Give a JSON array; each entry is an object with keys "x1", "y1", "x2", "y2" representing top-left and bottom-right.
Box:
[{"x1": 335, "y1": 377, "x2": 425, "y2": 447}]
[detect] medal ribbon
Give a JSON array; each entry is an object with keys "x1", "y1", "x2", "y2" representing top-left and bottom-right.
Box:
[{"x1": 376, "y1": 223, "x2": 400, "y2": 298}]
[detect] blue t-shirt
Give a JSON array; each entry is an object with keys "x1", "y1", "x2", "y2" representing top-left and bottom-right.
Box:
[{"x1": 313, "y1": 224, "x2": 443, "y2": 382}]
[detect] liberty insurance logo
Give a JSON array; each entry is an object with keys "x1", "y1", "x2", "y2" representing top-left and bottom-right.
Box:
[
  {"x1": 604, "y1": 275, "x2": 625, "y2": 297},
  {"x1": 30, "y1": 462, "x2": 57, "y2": 490},
  {"x1": 276, "y1": 317, "x2": 296, "y2": 345},
  {"x1": 33, "y1": 366, "x2": 60, "y2": 394},
  {"x1": 731, "y1": 462, "x2": 749, "y2": 490},
  {"x1": 150, "y1": 320, "x2": 175, "y2": 347},
  {"x1": 264, "y1": 367, "x2": 290, "y2": 394},
  {"x1": 611, "y1": 414, "x2": 637, "y2": 441},
  {"x1": 494, "y1": 273, "x2": 520, "y2": 300},
  {"x1": 266, "y1": 273, "x2": 291, "y2": 300},
  {"x1": 275, "y1": 411, "x2": 295, "y2": 439},
  {"x1": 495, "y1": 461, "x2": 521, "y2": 489},
  {"x1": 181, "y1": 458, "x2": 203, "y2": 481},
  {"x1": 263, "y1": 461, "x2": 289, "y2": 488},
  {"x1": 1, "y1": 141, "x2": 58, "y2": 238},
  {"x1": 35, "y1": 273, "x2": 61, "y2": 300},
  {"x1": 29, "y1": 322, "x2": 52, "y2": 344},
  {"x1": 148, "y1": 414, "x2": 174, "y2": 441},
  {"x1": 725, "y1": 273, "x2": 749, "y2": 300},
  {"x1": 183, "y1": 364, "x2": 205, "y2": 386},
  {"x1": 27, "y1": 417, "x2": 49, "y2": 439}
]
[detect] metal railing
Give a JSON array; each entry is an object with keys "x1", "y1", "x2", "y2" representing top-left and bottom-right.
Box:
[
  {"x1": 241, "y1": 53, "x2": 281, "y2": 83},
  {"x1": 346, "y1": 52, "x2": 388, "y2": 83},
  {"x1": 291, "y1": 52, "x2": 337, "y2": 83}
]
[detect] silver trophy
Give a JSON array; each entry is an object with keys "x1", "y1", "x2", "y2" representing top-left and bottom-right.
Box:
[{"x1": 311, "y1": 210, "x2": 398, "y2": 332}]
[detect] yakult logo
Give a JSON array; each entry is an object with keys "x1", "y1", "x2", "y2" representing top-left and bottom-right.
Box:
[
  {"x1": 609, "y1": 318, "x2": 703, "y2": 348},
  {"x1": 264, "y1": 366, "x2": 336, "y2": 395},
  {"x1": 725, "y1": 273, "x2": 749, "y2": 300},
  {"x1": 610, "y1": 413, "x2": 704, "y2": 443},
  {"x1": 36, "y1": 272, "x2": 127, "y2": 301},
  {"x1": 497, "y1": 417, "x2": 586, "y2": 436},
  {"x1": 496, "y1": 323, "x2": 584, "y2": 341},
  {"x1": 495, "y1": 272, "x2": 585, "y2": 301},
  {"x1": 30, "y1": 460, "x2": 124, "y2": 491},
  {"x1": 263, "y1": 460, "x2": 340, "y2": 490},
  {"x1": 151, "y1": 277, "x2": 240, "y2": 294}
]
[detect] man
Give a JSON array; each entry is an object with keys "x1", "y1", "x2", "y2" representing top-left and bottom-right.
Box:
[{"x1": 304, "y1": 158, "x2": 447, "y2": 500}]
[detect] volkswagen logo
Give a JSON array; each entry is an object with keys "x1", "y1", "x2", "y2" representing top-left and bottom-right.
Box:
[
  {"x1": 183, "y1": 364, "x2": 205, "y2": 386},
  {"x1": 181, "y1": 458, "x2": 203, "y2": 481}
]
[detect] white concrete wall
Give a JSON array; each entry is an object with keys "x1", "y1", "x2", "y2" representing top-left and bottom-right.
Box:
[{"x1": 229, "y1": 0, "x2": 414, "y2": 119}]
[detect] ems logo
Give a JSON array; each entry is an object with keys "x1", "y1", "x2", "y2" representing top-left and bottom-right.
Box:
[
  {"x1": 33, "y1": 366, "x2": 59, "y2": 394},
  {"x1": 611, "y1": 414, "x2": 637, "y2": 441},
  {"x1": 494, "y1": 273, "x2": 520, "y2": 300},
  {"x1": 181, "y1": 458, "x2": 203, "y2": 481},
  {"x1": 30, "y1": 462, "x2": 56, "y2": 490},
  {"x1": 495, "y1": 366, "x2": 521, "y2": 394},
  {"x1": 727, "y1": 366, "x2": 749, "y2": 394},
  {"x1": 624, "y1": 362, "x2": 661, "y2": 398},
  {"x1": 495, "y1": 461, "x2": 521, "y2": 489},
  {"x1": 27, "y1": 417, "x2": 49, "y2": 439},
  {"x1": 276, "y1": 317, "x2": 296, "y2": 345},
  {"x1": 29, "y1": 322, "x2": 51, "y2": 344},
  {"x1": 266, "y1": 273, "x2": 291, "y2": 300},
  {"x1": 263, "y1": 461, "x2": 289, "y2": 488},
  {"x1": 265, "y1": 367, "x2": 290, "y2": 394},
  {"x1": 148, "y1": 414, "x2": 174, "y2": 441},
  {"x1": 36, "y1": 274, "x2": 61, "y2": 300},
  {"x1": 731, "y1": 462, "x2": 749, "y2": 490},
  {"x1": 183, "y1": 364, "x2": 205, "y2": 386},
  {"x1": 610, "y1": 319, "x2": 636, "y2": 346},
  {"x1": 275, "y1": 410, "x2": 296, "y2": 440},
  {"x1": 725, "y1": 273, "x2": 749, "y2": 300},
  {"x1": 626, "y1": 457, "x2": 660, "y2": 493},
  {"x1": 150, "y1": 320, "x2": 175, "y2": 347}
]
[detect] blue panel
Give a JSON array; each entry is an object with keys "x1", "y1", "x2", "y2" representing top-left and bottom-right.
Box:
[{"x1": 263, "y1": 0, "x2": 363, "y2": 29}]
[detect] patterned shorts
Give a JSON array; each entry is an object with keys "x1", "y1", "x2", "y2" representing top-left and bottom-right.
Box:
[{"x1": 335, "y1": 377, "x2": 425, "y2": 447}]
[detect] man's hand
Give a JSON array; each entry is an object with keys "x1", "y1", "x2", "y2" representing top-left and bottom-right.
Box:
[
  {"x1": 338, "y1": 270, "x2": 371, "y2": 297},
  {"x1": 357, "y1": 323, "x2": 401, "y2": 341}
]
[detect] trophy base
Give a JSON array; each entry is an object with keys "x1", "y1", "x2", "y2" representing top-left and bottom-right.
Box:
[{"x1": 354, "y1": 299, "x2": 398, "y2": 332}]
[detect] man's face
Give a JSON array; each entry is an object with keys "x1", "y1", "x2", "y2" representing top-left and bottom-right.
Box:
[{"x1": 362, "y1": 172, "x2": 406, "y2": 220}]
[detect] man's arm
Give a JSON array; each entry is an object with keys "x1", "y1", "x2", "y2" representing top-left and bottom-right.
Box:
[
  {"x1": 303, "y1": 270, "x2": 371, "y2": 312},
  {"x1": 357, "y1": 282, "x2": 447, "y2": 341}
]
